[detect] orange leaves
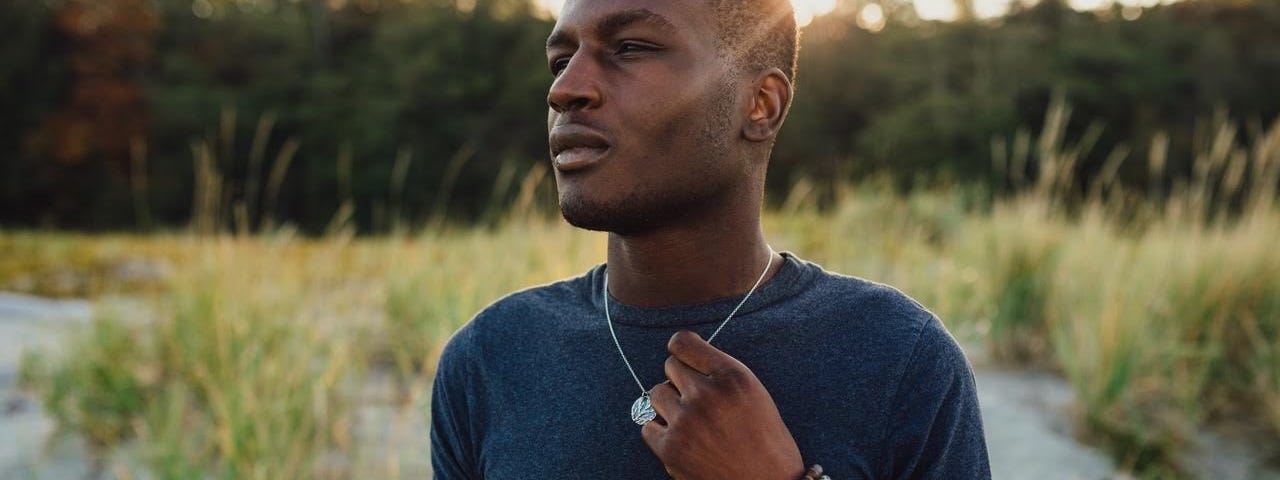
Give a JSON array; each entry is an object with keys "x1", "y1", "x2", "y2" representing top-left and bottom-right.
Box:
[{"x1": 42, "y1": 0, "x2": 159, "y2": 166}]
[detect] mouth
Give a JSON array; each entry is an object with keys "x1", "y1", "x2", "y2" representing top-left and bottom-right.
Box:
[{"x1": 549, "y1": 125, "x2": 611, "y2": 172}]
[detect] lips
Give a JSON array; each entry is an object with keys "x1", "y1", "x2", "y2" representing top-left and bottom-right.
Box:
[{"x1": 549, "y1": 125, "x2": 611, "y2": 172}]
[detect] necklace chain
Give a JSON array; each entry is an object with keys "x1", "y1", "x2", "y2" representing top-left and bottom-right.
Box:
[{"x1": 603, "y1": 249, "x2": 775, "y2": 395}]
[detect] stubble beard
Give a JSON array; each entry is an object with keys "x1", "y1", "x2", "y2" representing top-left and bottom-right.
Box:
[{"x1": 557, "y1": 82, "x2": 739, "y2": 236}]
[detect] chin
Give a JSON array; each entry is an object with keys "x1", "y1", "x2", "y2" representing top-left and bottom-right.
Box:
[
  {"x1": 557, "y1": 189, "x2": 657, "y2": 236},
  {"x1": 558, "y1": 192, "x2": 620, "y2": 233}
]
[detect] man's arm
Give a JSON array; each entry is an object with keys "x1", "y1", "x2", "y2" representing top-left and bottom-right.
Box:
[
  {"x1": 881, "y1": 315, "x2": 991, "y2": 479},
  {"x1": 430, "y1": 330, "x2": 481, "y2": 480}
]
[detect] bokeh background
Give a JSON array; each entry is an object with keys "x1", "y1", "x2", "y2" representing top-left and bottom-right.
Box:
[{"x1": 1, "y1": 0, "x2": 1278, "y2": 478}]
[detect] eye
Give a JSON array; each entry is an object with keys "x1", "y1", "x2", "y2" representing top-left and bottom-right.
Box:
[
  {"x1": 616, "y1": 40, "x2": 659, "y2": 56},
  {"x1": 550, "y1": 56, "x2": 570, "y2": 76}
]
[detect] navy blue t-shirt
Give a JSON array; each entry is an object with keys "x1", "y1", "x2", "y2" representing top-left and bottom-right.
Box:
[{"x1": 431, "y1": 252, "x2": 990, "y2": 479}]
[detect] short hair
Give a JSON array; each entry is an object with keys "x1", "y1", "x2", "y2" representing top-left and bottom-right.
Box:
[{"x1": 709, "y1": 0, "x2": 800, "y2": 83}]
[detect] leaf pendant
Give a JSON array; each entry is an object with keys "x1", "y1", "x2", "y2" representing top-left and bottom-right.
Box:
[{"x1": 631, "y1": 392, "x2": 657, "y2": 425}]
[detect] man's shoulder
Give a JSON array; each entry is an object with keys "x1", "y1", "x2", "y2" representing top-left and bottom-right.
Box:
[
  {"x1": 815, "y1": 271, "x2": 975, "y2": 392},
  {"x1": 473, "y1": 265, "x2": 598, "y2": 326},
  {"x1": 795, "y1": 261, "x2": 966, "y2": 371},
  {"x1": 435, "y1": 266, "x2": 599, "y2": 369},
  {"x1": 803, "y1": 263, "x2": 938, "y2": 333}
]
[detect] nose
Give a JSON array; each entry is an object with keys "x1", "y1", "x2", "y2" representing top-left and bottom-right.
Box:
[{"x1": 547, "y1": 54, "x2": 602, "y2": 113}]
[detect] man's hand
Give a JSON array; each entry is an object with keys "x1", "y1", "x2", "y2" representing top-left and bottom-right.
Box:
[{"x1": 641, "y1": 330, "x2": 805, "y2": 480}]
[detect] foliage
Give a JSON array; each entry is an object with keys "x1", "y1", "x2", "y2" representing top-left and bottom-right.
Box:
[
  {"x1": 21, "y1": 241, "x2": 362, "y2": 478},
  {"x1": 13, "y1": 165, "x2": 1280, "y2": 476},
  {"x1": 2, "y1": 0, "x2": 1279, "y2": 231}
]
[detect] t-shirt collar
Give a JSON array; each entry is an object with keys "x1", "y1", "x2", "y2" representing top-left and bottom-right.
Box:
[{"x1": 586, "y1": 251, "x2": 816, "y2": 328}]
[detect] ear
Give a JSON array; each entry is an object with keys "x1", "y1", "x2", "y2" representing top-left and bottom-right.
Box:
[{"x1": 741, "y1": 68, "x2": 793, "y2": 143}]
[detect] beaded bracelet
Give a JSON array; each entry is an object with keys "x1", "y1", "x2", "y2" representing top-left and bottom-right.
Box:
[{"x1": 801, "y1": 464, "x2": 831, "y2": 480}]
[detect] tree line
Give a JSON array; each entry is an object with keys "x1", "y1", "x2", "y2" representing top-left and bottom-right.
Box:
[{"x1": 1, "y1": 0, "x2": 1277, "y2": 232}]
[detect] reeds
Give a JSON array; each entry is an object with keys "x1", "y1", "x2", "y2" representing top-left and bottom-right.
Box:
[
  {"x1": 9, "y1": 106, "x2": 1279, "y2": 477},
  {"x1": 979, "y1": 100, "x2": 1280, "y2": 474},
  {"x1": 21, "y1": 239, "x2": 365, "y2": 478},
  {"x1": 188, "y1": 108, "x2": 305, "y2": 236}
]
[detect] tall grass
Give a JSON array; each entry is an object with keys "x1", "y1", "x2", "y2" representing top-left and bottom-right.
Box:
[
  {"x1": 9, "y1": 105, "x2": 1280, "y2": 477},
  {"x1": 21, "y1": 240, "x2": 369, "y2": 478},
  {"x1": 973, "y1": 100, "x2": 1280, "y2": 474}
]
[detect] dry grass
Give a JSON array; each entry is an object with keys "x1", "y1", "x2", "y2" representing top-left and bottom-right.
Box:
[{"x1": 10, "y1": 105, "x2": 1280, "y2": 477}]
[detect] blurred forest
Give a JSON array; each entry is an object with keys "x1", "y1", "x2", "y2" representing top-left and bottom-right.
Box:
[{"x1": 1, "y1": 0, "x2": 1278, "y2": 232}]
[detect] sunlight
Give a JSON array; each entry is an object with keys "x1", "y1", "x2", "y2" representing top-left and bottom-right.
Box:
[
  {"x1": 792, "y1": 0, "x2": 839, "y2": 27},
  {"x1": 913, "y1": 0, "x2": 959, "y2": 20},
  {"x1": 857, "y1": 3, "x2": 886, "y2": 32},
  {"x1": 539, "y1": 0, "x2": 563, "y2": 18},
  {"x1": 534, "y1": 0, "x2": 1182, "y2": 25},
  {"x1": 533, "y1": 0, "x2": 838, "y2": 26},
  {"x1": 912, "y1": 0, "x2": 1178, "y2": 22},
  {"x1": 912, "y1": 0, "x2": 1017, "y2": 21}
]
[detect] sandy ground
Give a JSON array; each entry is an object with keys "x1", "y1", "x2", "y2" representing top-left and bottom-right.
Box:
[
  {"x1": 2, "y1": 291, "x2": 1276, "y2": 479},
  {"x1": 0, "y1": 292, "x2": 96, "y2": 480}
]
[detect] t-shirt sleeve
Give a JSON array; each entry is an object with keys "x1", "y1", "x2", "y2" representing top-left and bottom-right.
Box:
[
  {"x1": 881, "y1": 314, "x2": 991, "y2": 479},
  {"x1": 430, "y1": 329, "x2": 482, "y2": 480}
]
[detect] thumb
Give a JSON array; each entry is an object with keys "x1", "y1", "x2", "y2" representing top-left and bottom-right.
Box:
[{"x1": 666, "y1": 330, "x2": 733, "y2": 376}]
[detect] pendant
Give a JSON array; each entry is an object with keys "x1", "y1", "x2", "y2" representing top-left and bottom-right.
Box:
[{"x1": 631, "y1": 392, "x2": 657, "y2": 425}]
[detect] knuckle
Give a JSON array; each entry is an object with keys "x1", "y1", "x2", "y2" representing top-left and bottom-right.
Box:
[
  {"x1": 716, "y1": 368, "x2": 751, "y2": 393},
  {"x1": 650, "y1": 387, "x2": 667, "y2": 405},
  {"x1": 678, "y1": 384, "x2": 699, "y2": 403},
  {"x1": 709, "y1": 359, "x2": 734, "y2": 377},
  {"x1": 652, "y1": 381, "x2": 674, "y2": 398},
  {"x1": 651, "y1": 383, "x2": 681, "y2": 410}
]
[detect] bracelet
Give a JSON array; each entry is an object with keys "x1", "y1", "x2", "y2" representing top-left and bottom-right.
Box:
[{"x1": 801, "y1": 464, "x2": 831, "y2": 480}]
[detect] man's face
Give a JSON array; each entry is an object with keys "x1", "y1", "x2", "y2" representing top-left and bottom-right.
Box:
[{"x1": 546, "y1": 0, "x2": 746, "y2": 235}]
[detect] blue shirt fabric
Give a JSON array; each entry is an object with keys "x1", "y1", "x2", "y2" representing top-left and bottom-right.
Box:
[{"x1": 430, "y1": 252, "x2": 991, "y2": 479}]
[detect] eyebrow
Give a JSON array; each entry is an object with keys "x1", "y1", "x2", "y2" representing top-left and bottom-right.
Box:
[{"x1": 546, "y1": 8, "x2": 678, "y2": 50}]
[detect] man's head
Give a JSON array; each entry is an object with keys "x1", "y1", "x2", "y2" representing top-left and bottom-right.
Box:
[
  {"x1": 708, "y1": 0, "x2": 799, "y2": 83},
  {"x1": 546, "y1": 0, "x2": 797, "y2": 235}
]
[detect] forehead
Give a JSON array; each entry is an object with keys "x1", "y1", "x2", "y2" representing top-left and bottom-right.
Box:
[{"x1": 549, "y1": 0, "x2": 714, "y2": 46}]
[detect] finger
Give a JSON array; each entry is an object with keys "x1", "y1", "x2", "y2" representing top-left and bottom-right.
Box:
[
  {"x1": 640, "y1": 418, "x2": 667, "y2": 455},
  {"x1": 667, "y1": 330, "x2": 738, "y2": 377},
  {"x1": 664, "y1": 355, "x2": 707, "y2": 398},
  {"x1": 648, "y1": 381, "x2": 682, "y2": 425},
  {"x1": 641, "y1": 419, "x2": 682, "y2": 479}
]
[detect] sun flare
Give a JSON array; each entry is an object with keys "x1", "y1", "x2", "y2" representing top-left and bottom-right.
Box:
[
  {"x1": 537, "y1": 0, "x2": 1184, "y2": 26},
  {"x1": 791, "y1": 0, "x2": 839, "y2": 26},
  {"x1": 535, "y1": 0, "x2": 838, "y2": 26}
]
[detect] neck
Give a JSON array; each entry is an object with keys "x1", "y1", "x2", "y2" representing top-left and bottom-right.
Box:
[{"x1": 604, "y1": 187, "x2": 781, "y2": 307}]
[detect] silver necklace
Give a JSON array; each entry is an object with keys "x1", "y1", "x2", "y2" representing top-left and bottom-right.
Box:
[{"x1": 604, "y1": 249, "x2": 775, "y2": 425}]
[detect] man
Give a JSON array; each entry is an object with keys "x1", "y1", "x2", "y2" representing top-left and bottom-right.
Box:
[{"x1": 430, "y1": 0, "x2": 991, "y2": 477}]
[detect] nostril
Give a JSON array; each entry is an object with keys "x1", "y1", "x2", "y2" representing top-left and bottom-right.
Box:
[
  {"x1": 566, "y1": 98, "x2": 588, "y2": 111},
  {"x1": 548, "y1": 93, "x2": 590, "y2": 113}
]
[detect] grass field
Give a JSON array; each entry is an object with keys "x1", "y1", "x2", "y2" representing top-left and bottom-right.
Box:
[{"x1": 8, "y1": 108, "x2": 1280, "y2": 478}]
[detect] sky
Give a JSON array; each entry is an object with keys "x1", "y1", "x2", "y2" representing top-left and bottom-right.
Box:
[{"x1": 536, "y1": 0, "x2": 1182, "y2": 26}]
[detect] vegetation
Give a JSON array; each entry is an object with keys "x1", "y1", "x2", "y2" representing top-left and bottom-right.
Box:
[
  {"x1": 2, "y1": 0, "x2": 1279, "y2": 231},
  {"x1": 4, "y1": 0, "x2": 1279, "y2": 477},
  {"x1": 11, "y1": 102, "x2": 1280, "y2": 477}
]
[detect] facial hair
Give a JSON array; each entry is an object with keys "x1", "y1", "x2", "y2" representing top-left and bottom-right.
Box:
[{"x1": 557, "y1": 79, "x2": 740, "y2": 236}]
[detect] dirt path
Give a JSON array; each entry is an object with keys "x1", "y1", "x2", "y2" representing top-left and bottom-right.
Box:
[
  {"x1": 974, "y1": 368, "x2": 1114, "y2": 479},
  {"x1": 3, "y1": 292, "x2": 1275, "y2": 479},
  {"x1": 0, "y1": 292, "x2": 96, "y2": 479}
]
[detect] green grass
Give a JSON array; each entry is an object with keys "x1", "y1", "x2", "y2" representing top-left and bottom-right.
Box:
[
  {"x1": 10, "y1": 107, "x2": 1280, "y2": 477},
  {"x1": 12, "y1": 192, "x2": 1280, "y2": 477}
]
